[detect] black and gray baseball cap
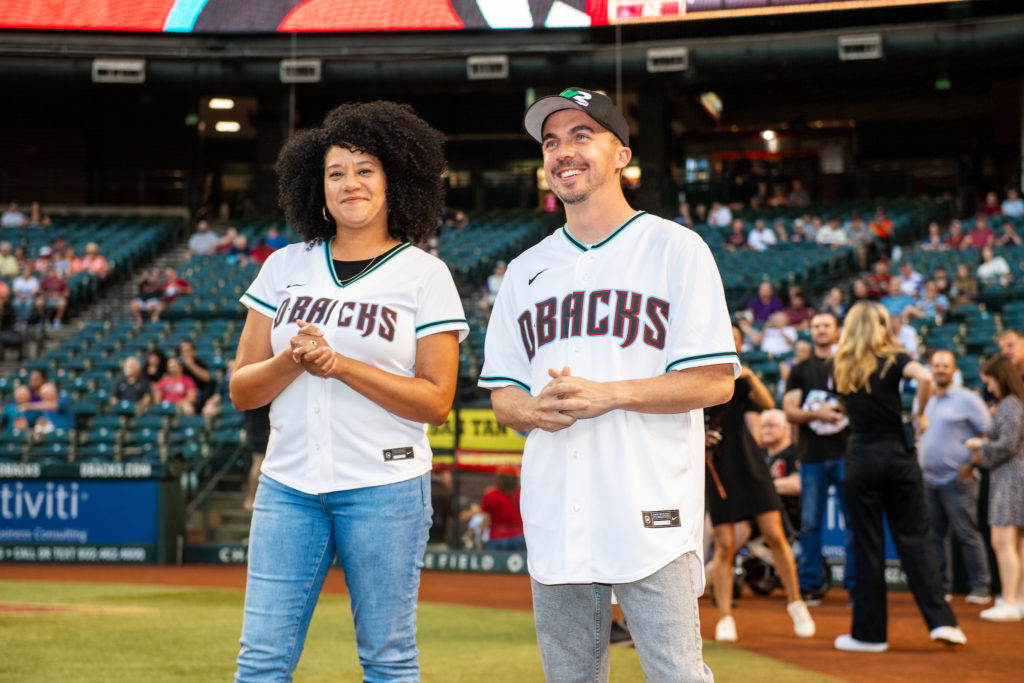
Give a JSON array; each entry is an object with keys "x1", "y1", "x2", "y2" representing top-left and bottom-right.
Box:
[{"x1": 523, "y1": 87, "x2": 629, "y2": 147}]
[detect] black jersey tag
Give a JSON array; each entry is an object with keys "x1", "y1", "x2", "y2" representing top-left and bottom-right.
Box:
[
  {"x1": 642, "y1": 509, "x2": 681, "y2": 528},
  {"x1": 383, "y1": 446, "x2": 415, "y2": 462}
]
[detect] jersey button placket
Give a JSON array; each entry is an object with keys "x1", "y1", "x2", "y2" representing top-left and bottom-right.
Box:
[{"x1": 564, "y1": 442, "x2": 591, "y2": 577}]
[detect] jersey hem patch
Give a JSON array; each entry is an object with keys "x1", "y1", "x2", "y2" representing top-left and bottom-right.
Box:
[
  {"x1": 666, "y1": 351, "x2": 739, "y2": 372},
  {"x1": 242, "y1": 291, "x2": 277, "y2": 313},
  {"x1": 478, "y1": 376, "x2": 531, "y2": 393}
]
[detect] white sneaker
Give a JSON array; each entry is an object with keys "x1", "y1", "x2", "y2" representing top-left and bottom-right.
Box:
[
  {"x1": 715, "y1": 615, "x2": 737, "y2": 642},
  {"x1": 980, "y1": 598, "x2": 1023, "y2": 622},
  {"x1": 964, "y1": 591, "x2": 992, "y2": 605},
  {"x1": 1018, "y1": 602, "x2": 1024, "y2": 618},
  {"x1": 787, "y1": 600, "x2": 816, "y2": 638},
  {"x1": 929, "y1": 625, "x2": 967, "y2": 645},
  {"x1": 834, "y1": 634, "x2": 888, "y2": 653}
]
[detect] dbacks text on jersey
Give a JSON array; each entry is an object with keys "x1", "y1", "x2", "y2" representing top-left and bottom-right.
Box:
[
  {"x1": 274, "y1": 296, "x2": 397, "y2": 342},
  {"x1": 517, "y1": 289, "x2": 669, "y2": 360}
]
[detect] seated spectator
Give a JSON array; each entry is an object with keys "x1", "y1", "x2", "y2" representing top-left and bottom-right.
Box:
[
  {"x1": 144, "y1": 348, "x2": 168, "y2": 385},
  {"x1": 161, "y1": 268, "x2": 192, "y2": 309},
  {"x1": 772, "y1": 219, "x2": 788, "y2": 244},
  {"x1": 110, "y1": 356, "x2": 152, "y2": 410},
  {"x1": 264, "y1": 225, "x2": 288, "y2": 250},
  {"x1": 964, "y1": 217, "x2": 996, "y2": 250},
  {"x1": 216, "y1": 226, "x2": 239, "y2": 253},
  {"x1": 881, "y1": 277, "x2": 916, "y2": 318},
  {"x1": 906, "y1": 281, "x2": 950, "y2": 320},
  {"x1": 748, "y1": 219, "x2": 777, "y2": 251},
  {"x1": 932, "y1": 265, "x2": 951, "y2": 296},
  {"x1": 725, "y1": 219, "x2": 748, "y2": 251},
  {"x1": 188, "y1": 219, "x2": 219, "y2": 255},
  {"x1": 12, "y1": 245, "x2": 27, "y2": 271},
  {"x1": 865, "y1": 260, "x2": 892, "y2": 299},
  {"x1": 130, "y1": 268, "x2": 164, "y2": 325},
  {"x1": 868, "y1": 206, "x2": 893, "y2": 243},
  {"x1": 788, "y1": 179, "x2": 810, "y2": 208},
  {"x1": 1, "y1": 385, "x2": 34, "y2": 431},
  {"x1": 11, "y1": 265, "x2": 41, "y2": 329},
  {"x1": 1, "y1": 201, "x2": 26, "y2": 229},
  {"x1": 27, "y1": 369, "x2": 46, "y2": 401},
  {"x1": 777, "y1": 339, "x2": 812, "y2": 403},
  {"x1": 1002, "y1": 188, "x2": 1024, "y2": 218},
  {"x1": 821, "y1": 286, "x2": 847, "y2": 321},
  {"x1": 750, "y1": 181, "x2": 770, "y2": 210},
  {"x1": 0, "y1": 278, "x2": 7, "y2": 327},
  {"x1": 845, "y1": 215, "x2": 873, "y2": 269},
  {"x1": 34, "y1": 246, "x2": 53, "y2": 273},
  {"x1": 54, "y1": 246, "x2": 74, "y2": 278},
  {"x1": 201, "y1": 358, "x2": 233, "y2": 420},
  {"x1": 77, "y1": 242, "x2": 109, "y2": 277},
  {"x1": 673, "y1": 201, "x2": 692, "y2": 228},
  {"x1": 485, "y1": 260, "x2": 506, "y2": 307},
  {"x1": 976, "y1": 191, "x2": 1002, "y2": 218},
  {"x1": 783, "y1": 290, "x2": 813, "y2": 331},
  {"x1": 760, "y1": 409, "x2": 801, "y2": 531},
  {"x1": 708, "y1": 201, "x2": 732, "y2": 228},
  {"x1": 945, "y1": 219, "x2": 967, "y2": 250},
  {"x1": 851, "y1": 278, "x2": 874, "y2": 303},
  {"x1": 0, "y1": 241, "x2": 18, "y2": 278},
  {"x1": 27, "y1": 201, "x2": 51, "y2": 229},
  {"x1": 950, "y1": 264, "x2": 979, "y2": 309},
  {"x1": 920, "y1": 222, "x2": 947, "y2": 251},
  {"x1": 897, "y1": 261, "x2": 924, "y2": 297},
  {"x1": 32, "y1": 383, "x2": 74, "y2": 432},
  {"x1": 154, "y1": 357, "x2": 198, "y2": 416},
  {"x1": 739, "y1": 311, "x2": 797, "y2": 355},
  {"x1": 249, "y1": 238, "x2": 274, "y2": 264},
  {"x1": 744, "y1": 282, "x2": 783, "y2": 323},
  {"x1": 767, "y1": 183, "x2": 789, "y2": 207},
  {"x1": 977, "y1": 245, "x2": 1012, "y2": 288},
  {"x1": 693, "y1": 203, "x2": 708, "y2": 226},
  {"x1": 816, "y1": 217, "x2": 848, "y2": 247},
  {"x1": 800, "y1": 214, "x2": 818, "y2": 240},
  {"x1": 38, "y1": 266, "x2": 69, "y2": 329},
  {"x1": 889, "y1": 315, "x2": 919, "y2": 360},
  {"x1": 995, "y1": 220, "x2": 1023, "y2": 247},
  {"x1": 178, "y1": 339, "x2": 211, "y2": 407},
  {"x1": 228, "y1": 234, "x2": 249, "y2": 262},
  {"x1": 789, "y1": 220, "x2": 810, "y2": 244},
  {"x1": 473, "y1": 468, "x2": 527, "y2": 552}
]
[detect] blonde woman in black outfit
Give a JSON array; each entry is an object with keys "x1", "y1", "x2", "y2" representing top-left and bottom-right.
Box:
[{"x1": 831, "y1": 301, "x2": 966, "y2": 651}]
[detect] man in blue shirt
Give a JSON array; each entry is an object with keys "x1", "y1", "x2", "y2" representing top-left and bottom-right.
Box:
[{"x1": 919, "y1": 350, "x2": 992, "y2": 604}]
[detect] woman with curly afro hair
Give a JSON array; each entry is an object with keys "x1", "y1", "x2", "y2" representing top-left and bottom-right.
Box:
[{"x1": 231, "y1": 101, "x2": 468, "y2": 682}]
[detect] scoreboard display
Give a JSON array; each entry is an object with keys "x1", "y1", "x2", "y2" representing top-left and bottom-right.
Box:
[{"x1": 0, "y1": 0, "x2": 970, "y2": 32}]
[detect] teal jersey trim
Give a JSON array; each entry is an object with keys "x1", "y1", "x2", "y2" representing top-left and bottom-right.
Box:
[
  {"x1": 562, "y1": 211, "x2": 646, "y2": 252},
  {"x1": 416, "y1": 318, "x2": 468, "y2": 333},
  {"x1": 478, "y1": 376, "x2": 531, "y2": 393},
  {"x1": 324, "y1": 241, "x2": 412, "y2": 288},
  {"x1": 666, "y1": 351, "x2": 739, "y2": 373},
  {"x1": 242, "y1": 291, "x2": 277, "y2": 313}
]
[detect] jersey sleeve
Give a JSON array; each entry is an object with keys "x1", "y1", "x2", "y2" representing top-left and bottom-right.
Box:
[
  {"x1": 664, "y1": 239, "x2": 740, "y2": 376},
  {"x1": 239, "y1": 248, "x2": 283, "y2": 319},
  {"x1": 478, "y1": 261, "x2": 532, "y2": 393},
  {"x1": 414, "y1": 260, "x2": 469, "y2": 342}
]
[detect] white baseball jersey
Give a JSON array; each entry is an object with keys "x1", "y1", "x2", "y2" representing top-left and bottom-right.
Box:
[
  {"x1": 241, "y1": 241, "x2": 468, "y2": 495},
  {"x1": 479, "y1": 211, "x2": 739, "y2": 585}
]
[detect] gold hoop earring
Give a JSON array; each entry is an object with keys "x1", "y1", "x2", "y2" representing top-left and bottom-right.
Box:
[{"x1": 323, "y1": 206, "x2": 331, "y2": 222}]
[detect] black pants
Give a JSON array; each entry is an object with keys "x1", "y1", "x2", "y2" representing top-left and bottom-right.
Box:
[{"x1": 845, "y1": 435, "x2": 957, "y2": 643}]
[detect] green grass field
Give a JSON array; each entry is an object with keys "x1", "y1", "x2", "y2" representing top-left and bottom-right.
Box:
[{"x1": 0, "y1": 581, "x2": 837, "y2": 682}]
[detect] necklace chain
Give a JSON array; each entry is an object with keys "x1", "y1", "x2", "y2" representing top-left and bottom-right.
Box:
[{"x1": 337, "y1": 242, "x2": 393, "y2": 284}]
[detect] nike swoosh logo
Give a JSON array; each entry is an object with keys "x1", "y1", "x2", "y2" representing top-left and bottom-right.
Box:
[
  {"x1": 528, "y1": 269, "x2": 549, "y2": 285},
  {"x1": 285, "y1": 283, "x2": 304, "y2": 288}
]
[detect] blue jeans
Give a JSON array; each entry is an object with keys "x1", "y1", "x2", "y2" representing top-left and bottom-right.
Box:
[
  {"x1": 235, "y1": 473, "x2": 432, "y2": 683},
  {"x1": 799, "y1": 458, "x2": 856, "y2": 592},
  {"x1": 923, "y1": 477, "x2": 991, "y2": 595},
  {"x1": 485, "y1": 535, "x2": 527, "y2": 551},
  {"x1": 531, "y1": 552, "x2": 712, "y2": 683}
]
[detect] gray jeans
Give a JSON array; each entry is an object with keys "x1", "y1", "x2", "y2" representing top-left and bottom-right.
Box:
[
  {"x1": 923, "y1": 477, "x2": 992, "y2": 594},
  {"x1": 530, "y1": 551, "x2": 712, "y2": 683}
]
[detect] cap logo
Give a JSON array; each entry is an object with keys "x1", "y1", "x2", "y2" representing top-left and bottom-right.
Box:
[{"x1": 559, "y1": 88, "x2": 591, "y2": 108}]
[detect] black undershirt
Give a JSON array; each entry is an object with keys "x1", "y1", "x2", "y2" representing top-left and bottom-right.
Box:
[{"x1": 332, "y1": 244, "x2": 403, "y2": 282}]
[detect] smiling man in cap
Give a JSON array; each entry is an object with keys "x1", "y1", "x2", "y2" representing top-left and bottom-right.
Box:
[{"x1": 479, "y1": 87, "x2": 738, "y2": 681}]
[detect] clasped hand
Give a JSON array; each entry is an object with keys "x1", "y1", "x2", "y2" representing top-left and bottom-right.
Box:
[
  {"x1": 290, "y1": 322, "x2": 336, "y2": 378},
  {"x1": 531, "y1": 366, "x2": 615, "y2": 432}
]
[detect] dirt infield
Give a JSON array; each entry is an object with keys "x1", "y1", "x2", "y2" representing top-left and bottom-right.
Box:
[{"x1": 2, "y1": 563, "x2": 1022, "y2": 681}]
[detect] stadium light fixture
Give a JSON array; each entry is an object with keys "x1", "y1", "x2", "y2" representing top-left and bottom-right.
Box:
[
  {"x1": 760, "y1": 130, "x2": 776, "y2": 141},
  {"x1": 214, "y1": 121, "x2": 241, "y2": 133},
  {"x1": 209, "y1": 98, "x2": 235, "y2": 110}
]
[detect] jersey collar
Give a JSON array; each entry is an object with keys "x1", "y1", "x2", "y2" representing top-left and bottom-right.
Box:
[
  {"x1": 323, "y1": 240, "x2": 412, "y2": 288},
  {"x1": 562, "y1": 211, "x2": 646, "y2": 252}
]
